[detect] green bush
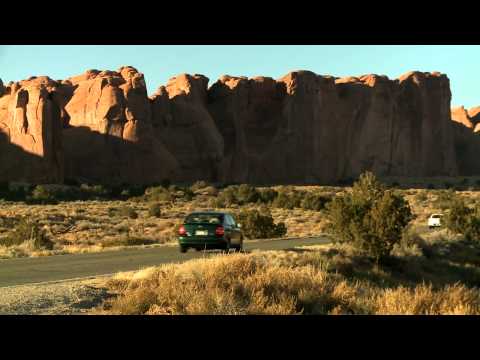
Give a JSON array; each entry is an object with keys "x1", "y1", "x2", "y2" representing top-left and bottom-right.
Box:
[
  {"x1": 414, "y1": 192, "x2": 428, "y2": 203},
  {"x1": 148, "y1": 203, "x2": 162, "y2": 218},
  {"x1": 326, "y1": 171, "x2": 413, "y2": 261},
  {"x1": 0, "y1": 219, "x2": 53, "y2": 249},
  {"x1": 181, "y1": 188, "x2": 195, "y2": 201},
  {"x1": 445, "y1": 197, "x2": 480, "y2": 242},
  {"x1": 190, "y1": 181, "x2": 209, "y2": 192},
  {"x1": 258, "y1": 188, "x2": 278, "y2": 204},
  {"x1": 215, "y1": 186, "x2": 237, "y2": 207},
  {"x1": 235, "y1": 184, "x2": 260, "y2": 205},
  {"x1": 79, "y1": 184, "x2": 110, "y2": 199},
  {"x1": 236, "y1": 209, "x2": 287, "y2": 240},
  {"x1": 272, "y1": 190, "x2": 303, "y2": 209},
  {"x1": 111, "y1": 206, "x2": 138, "y2": 219},
  {"x1": 300, "y1": 192, "x2": 332, "y2": 211},
  {"x1": 434, "y1": 189, "x2": 456, "y2": 210},
  {"x1": 144, "y1": 186, "x2": 174, "y2": 203},
  {"x1": 27, "y1": 185, "x2": 59, "y2": 204}
]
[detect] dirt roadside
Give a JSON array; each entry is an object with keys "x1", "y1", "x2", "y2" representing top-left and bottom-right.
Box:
[{"x1": 0, "y1": 277, "x2": 113, "y2": 315}]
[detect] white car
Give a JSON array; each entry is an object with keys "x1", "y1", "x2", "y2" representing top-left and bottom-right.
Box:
[{"x1": 428, "y1": 214, "x2": 443, "y2": 229}]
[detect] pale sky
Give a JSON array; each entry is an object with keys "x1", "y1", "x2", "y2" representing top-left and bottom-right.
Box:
[{"x1": 1, "y1": 45, "x2": 478, "y2": 108}]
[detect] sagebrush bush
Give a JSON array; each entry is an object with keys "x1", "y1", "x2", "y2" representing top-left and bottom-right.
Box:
[
  {"x1": 326, "y1": 172, "x2": 413, "y2": 261},
  {"x1": 445, "y1": 196, "x2": 480, "y2": 242},
  {"x1": 272, "y1": 190, "x2": 303, "y2": 209},
  {"x1": 27, "y1": 185, "x2": 59, "y2": 205},
  {"x1": 214, "y1": 185, "x2": 257, "y2": 207},
  {"x1": 112, "y1": 206, "x2": 139, "y2": 219},
  {"x1": 236, "y1": 209, "x2": 287, "y2": 239},
  {"x1": 300, "y1": 192, "x2": 332, "y2": 211},
  {"x1": 144, "y1": 186, "x2": 174, "y2": 203},
  {"x1": 148, "y1": 203, "x2": 162, "y2": 218},
  {"x1": 190, "y1": 181, "x2": 209, "y2": 192},
  {"x1": 0, "y1": 219, "x2": 53, "y2": 249},
  {"x1": 258, "y1": 188, "x2": 278, "y2": 203},
  {"x1": 434, "y1": 189, "x2": 456, "y2": 210},
  {"x1": 414, "y1": 192, "x2": 428, "y2": 203},
  {"x1": 103, "y1": 235, "x2": 155, "y2": 247}
]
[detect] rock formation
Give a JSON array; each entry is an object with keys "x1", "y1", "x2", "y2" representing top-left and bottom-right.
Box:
[
  {"x1": 0, "y1": 77, "x2": 63, "y2": 183},
  {"x1": 61, "y1": 67, "x2": 179, "y2": 184},
  {"x1": 150, "y1": 74, "x2": 223, "y2": 182},
  {"x1": 451, "y1": 105, "x2": 480, "y2": 175},
  {"x1": 0, "y1": 67, "x2": 477, "y2": 185},
  {"x1": 208, "y1": 71, "x2": 457, "y2": 184}
]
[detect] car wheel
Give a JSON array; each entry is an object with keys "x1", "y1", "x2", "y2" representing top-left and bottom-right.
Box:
[
  {"x1": 236, "y1": 238, "x2": 244, "y2": 252},
  {"x1": 224, "y1": 239, "x2": 231, "y2": 253},
  {"x1": 180, "y1": 245, "x2": 187, "y2": 253}
]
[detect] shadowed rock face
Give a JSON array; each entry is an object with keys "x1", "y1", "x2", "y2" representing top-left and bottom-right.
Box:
[
  {"x1": 0, "y1": 67, "x2": 475, "y2": 185},
  {"x1": 451, "y1": 105, "x2": 480, "y2": 175},
  {"x1": 150, "y1": 74, "x2": 223, "y2": 182},
  {"x1": 208, "y1": 71, "x2": 458, "y2": 184}
]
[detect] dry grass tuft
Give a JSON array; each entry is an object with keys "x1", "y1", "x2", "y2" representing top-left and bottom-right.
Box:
[{"x1": 101, "y1": 240, "x2": 480, "y2": 315}]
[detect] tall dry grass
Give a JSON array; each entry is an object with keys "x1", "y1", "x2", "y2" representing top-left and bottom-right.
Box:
[{"x1": 101, "y1": 242, "x2": 480, "y2": 315}]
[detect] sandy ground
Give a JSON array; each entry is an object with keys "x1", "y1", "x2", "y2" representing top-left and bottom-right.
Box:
[{"x1": 0, "y1": 278, "x2": 112, "y2": 315}]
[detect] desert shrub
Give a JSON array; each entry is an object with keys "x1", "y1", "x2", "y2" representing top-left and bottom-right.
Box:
[
  {"x1": 114, "y1": 206, "x2": 138, "y2": 219},
  {"x1": 181, "y1": 188, "x2": 195, "y2": 201},
  {"x1": 445, "y1": 197, "x2": 480, "y2": 242},
  {"x1": 144, "y1": 186, "x2": 174, "y2": 203},
  {"x1": 300, "y1": 192, "x2": 332, "y2": 211},
  {"x1": 123, "y1": 207, "x2": 138, "y2": 220},
  {"x1": 434, "y1": 189, "x2": 456, "y2": 210},
  {"x1": 258, "y1": 188, "x2": 278, "y2": 203},
  {"x1": 27, "y1": 185, "x2": 59, "y2": 204},
  {"x1": 235, "y1": 184, "x2": 260, "y2": 205},
  {"x1": 190, "y1": 181, "x2": 209, "y2": 192},
  {"x1": 236, "y1": 209, "x2": 287, "y2": 239},
  {"x1": 201, "y1": 186, "x2": 219, "y2": 196},
  {"x1": 148, "y1": 203, "x2": 162, "y2": 218},
  {"x1": 272, "y1": 190, "x2": 303, "y2": 209},
  {"x1": 326, "y1": 171, "x2": 413, "y2": 261},
  {"x1": 0, "y1": 219, "x2": 53, "y2": 249},
  {"x1": 427, "y1": 184, "x2": 435, "y2": 190},
  {"x1": 214, "y1": 185, "x2": 266, "y2": 207},
  {"x1": 80, "y1": 184, "x2": 109, "y2": 198},
  {"x1": 414, "y1": 192, "x2": 428, "y2": 203},
  {"x1": 104, "y1": 235, "x2": 155, "y2": 247},
  {"x1": 215, "y1": 186, "x2": 238, "y2": 207},
  {"x1": 444, "y1": 182, "x2": 453, "y2": 189}
]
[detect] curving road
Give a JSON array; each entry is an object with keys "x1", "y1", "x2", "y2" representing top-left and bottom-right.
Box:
[{"x1": 0, "y1": 236, "x2": 330, "y2": 288}]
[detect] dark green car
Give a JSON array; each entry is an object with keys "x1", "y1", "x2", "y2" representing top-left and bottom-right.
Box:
[{"x1": 178, "y1": 212, "x2": 243, "y2": 253}]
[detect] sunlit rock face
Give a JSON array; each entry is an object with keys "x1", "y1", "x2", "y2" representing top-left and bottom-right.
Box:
[{"x1": 0, "y1": 76, "x2": 63, "y2": 183}]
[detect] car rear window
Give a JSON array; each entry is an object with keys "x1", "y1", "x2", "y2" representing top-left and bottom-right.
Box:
[{"x1": 185, "y1": 214, "x2": 224, "y2": 224}]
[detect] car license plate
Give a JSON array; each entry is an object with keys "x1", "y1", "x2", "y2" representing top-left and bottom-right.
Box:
[{"x1": 195, "y1": 230, "x2": 208, "y2": 236}]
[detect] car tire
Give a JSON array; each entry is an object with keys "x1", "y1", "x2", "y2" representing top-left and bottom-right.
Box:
[
  {"x1": 224, "y1": 239, "x2": 231, "y2": 253},
  {"x1": 180, "y1": 245, "x2": 187, "y2": 253},
  {"x1": 236, "y1": 238, "x2": 244, "y2": 252}
]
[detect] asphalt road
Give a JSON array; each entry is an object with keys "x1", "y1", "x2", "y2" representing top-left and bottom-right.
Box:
[{"x1": 0, "y1": 236, "x2": 330, "y2": 287}]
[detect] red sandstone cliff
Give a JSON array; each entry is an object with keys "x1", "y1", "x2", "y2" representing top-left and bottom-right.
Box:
[{"x1": 0, "y1": 67, "x2": 473, "y2": 185}]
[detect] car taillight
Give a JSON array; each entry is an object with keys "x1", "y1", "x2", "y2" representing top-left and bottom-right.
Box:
[
  {"x1": 215, "y1": 226, "x2": 225, "y2": 236},
  {"x1": 178, "y1": 225, "x2": 186, "y2": 236}
]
